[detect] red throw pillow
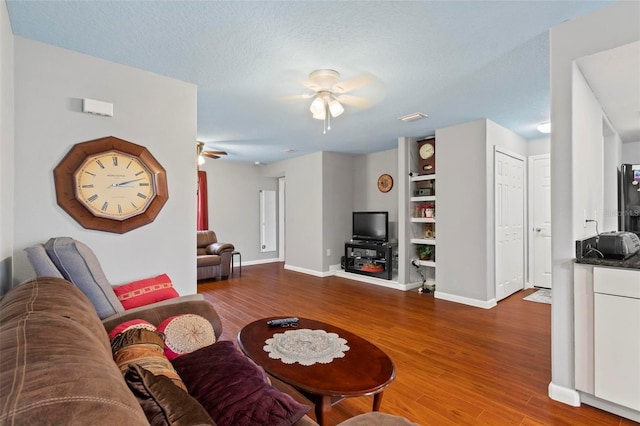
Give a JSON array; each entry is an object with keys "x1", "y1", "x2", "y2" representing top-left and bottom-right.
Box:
[
  {"x1": 114, "y1": 274, "x2": 179, "y2": 310},
  {"x1": 158, "y1": 314, "x2": 216, "y2": 360},
  {"x1": 108, "y1": 319, "x2": 157, "y2": 340}
]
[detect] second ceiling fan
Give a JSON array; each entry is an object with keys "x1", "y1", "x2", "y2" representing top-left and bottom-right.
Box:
[{"x1": 197, "y1": 141, "x2": 227, "y2": 163}]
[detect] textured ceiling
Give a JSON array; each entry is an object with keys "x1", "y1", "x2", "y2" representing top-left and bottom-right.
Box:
[{"x1": 6, "y1": 0, "x2": 615, "y2": 164}]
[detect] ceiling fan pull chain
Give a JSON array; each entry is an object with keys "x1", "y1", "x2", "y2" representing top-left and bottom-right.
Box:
[{"x1": 326, "y1": 101, "x2": 330, "y2": 133}]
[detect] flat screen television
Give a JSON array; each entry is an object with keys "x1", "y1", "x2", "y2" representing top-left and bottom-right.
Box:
[{"x1": 352, "y1": 211, "x2": 388, "y2": 242}]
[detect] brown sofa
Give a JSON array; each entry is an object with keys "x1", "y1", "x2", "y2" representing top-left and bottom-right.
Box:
[
  {"x1": 197, "y1": 230, "x2": 235, "y2": 280},
  {"x1": 0, "y1": 278, "x2": 417, "y2": 426},
  {"x1": 0, "y1": 277, "x2": 316, "y2": 426}
]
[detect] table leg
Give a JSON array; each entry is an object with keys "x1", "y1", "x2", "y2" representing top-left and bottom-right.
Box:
[
  {"x1": 314, "y1": 395, "x2": 331, "y2": 426},
  {"x1": 372, "y1": 391, "x2": 384, "y2": 411}
]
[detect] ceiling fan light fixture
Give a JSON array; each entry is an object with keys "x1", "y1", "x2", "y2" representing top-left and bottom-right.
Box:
[
  {"x1": 310, "y1": 96, "x2": 325, "y2": 117},
  {"x1": 537, "y1": 121, "x2": 551, "y2": 134},
  {"x1": 328, "y1": 97, "x2": 344, "y2": 117}
]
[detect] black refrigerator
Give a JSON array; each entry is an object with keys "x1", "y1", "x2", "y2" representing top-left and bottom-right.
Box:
[{"x1": 619, "y1": 164, "x2": 640, "y2": 236}]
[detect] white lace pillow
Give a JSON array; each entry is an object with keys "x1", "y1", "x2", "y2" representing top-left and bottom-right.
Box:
[{"x1": 157, "y1": 314, "x2": 215, "y2": 360}]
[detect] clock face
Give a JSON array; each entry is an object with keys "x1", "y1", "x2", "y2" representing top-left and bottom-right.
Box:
[
  {"x1": 419, "y1": 143, "x2": 434, "y2": 159},
  {"x1": 74, "y1": 150, "x2": 156, "y2": 220}
]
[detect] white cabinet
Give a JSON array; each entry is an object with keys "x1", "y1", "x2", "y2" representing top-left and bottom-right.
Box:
[{"x1": 593, "y1": 267, "x2": 640, "y2": 411}]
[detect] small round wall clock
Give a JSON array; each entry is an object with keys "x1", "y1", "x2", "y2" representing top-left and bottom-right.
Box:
[
  {"x1": 377, "y1": 173, "x2": 394, "y2": 193},
  {"x1": 54, "y1": 136, "x2": 169, "y2": 234}
]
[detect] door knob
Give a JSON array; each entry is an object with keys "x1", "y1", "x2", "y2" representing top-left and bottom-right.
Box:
[{"x1": 534, "y1": 228, "x2": 542, "y2": 232}]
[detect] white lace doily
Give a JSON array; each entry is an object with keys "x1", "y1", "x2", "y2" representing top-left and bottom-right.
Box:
[{"x1": 263, "y1": 328, "x2": 350, "y2": 366}]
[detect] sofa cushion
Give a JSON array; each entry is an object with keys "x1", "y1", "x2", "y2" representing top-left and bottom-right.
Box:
[
  {"x1": 44, "y1": 237, "x2": 124, "y2": 319},
  {"x1": 125, "y1": 364, "x2": 216, "y2": 426},
  {"x1": 114, "y1": 274, "x2": 180, "y2": 310},
  {"x1": 24, "y1": 244, "x2": 64, "y2": 278},
  {"x1": 112, "y1": 328, "x2": 187, "y2": 391},
  {"x1": 0, "y1": 278, "x2": 148, "y2": 425},
  {"x1": 157, "y1": 314, "x2": 216, "y2": 360},
  {"x1": 197, "y1": 255, "x2": 221, "y2": 267},
  {"x1": 197, "y1": 231, "x2": 218, "y2": 248},
  {"x1": 172, "y1": 341, "x2": 310, "y2": 426}
]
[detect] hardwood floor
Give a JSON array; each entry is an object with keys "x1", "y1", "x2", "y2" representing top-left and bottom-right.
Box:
[{"x1": 197, "y1": 263, "x2": 635, "y2": 426}]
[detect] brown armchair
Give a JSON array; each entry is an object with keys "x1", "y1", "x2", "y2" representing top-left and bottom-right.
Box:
[{"x1": 197, "y1": 230, "x2": 235, "y2": 280}]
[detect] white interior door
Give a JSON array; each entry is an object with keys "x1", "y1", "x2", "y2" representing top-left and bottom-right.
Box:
[
  {"x1": 530, "y1": 155, "x2": 552, "y2": 288},
  {"x1": 495, "y1": 149, "x2": 525, "y2": 301}
]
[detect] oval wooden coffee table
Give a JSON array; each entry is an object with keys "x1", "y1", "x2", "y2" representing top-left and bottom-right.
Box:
[{"x1": 237, "y1": 317, "x2": 396, "y2": 426}]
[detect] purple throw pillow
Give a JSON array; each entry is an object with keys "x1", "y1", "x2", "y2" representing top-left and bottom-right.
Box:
[{"x1": 171, "y1": 341, "x2": 310, "y2": 426}]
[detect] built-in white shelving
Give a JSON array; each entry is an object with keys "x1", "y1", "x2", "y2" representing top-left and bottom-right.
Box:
[
  {"x1": 410, "y1": 217, "x2": 435, "y2": 223},
  {"x1": 410, "y1": 238, "x2": 436, "y2": 245},
  {"x1": 410, "y1": 174, "x2": 436, "y2": 182},
  {"x1": 408, "y1": 147, "x2": 436, "y2": 290}
]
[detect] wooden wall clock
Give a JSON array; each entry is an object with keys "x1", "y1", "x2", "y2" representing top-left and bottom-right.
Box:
[
  {"x1": 417, "y1": 138, "x2": 435, "y2": 175},
  {"x1": 54, "y1": 136, "x2": 169, "y2": 234},
  {"x1": 377, "y1": 174, "x2": 394, "y2": 193}
]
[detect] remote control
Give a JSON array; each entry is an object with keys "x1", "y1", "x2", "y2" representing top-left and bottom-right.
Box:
[{"x1": 267, "y1": 317, "x2": 299, "y2": 327}]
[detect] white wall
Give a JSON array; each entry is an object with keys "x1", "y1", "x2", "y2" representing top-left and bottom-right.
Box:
[
  {"x1": 264, "y1": 152, "x2": 324, "y2": 273},
  {"x1": 217, "y1": 149, "x2": 392, "y2": 276},
  {"x1": 436, "y1": 118, "x2": 526, "y2": 305},
  {"x1": 571, "y1": 64, "x2": 606, "y2": 239},
  {"x1": 602, "y1": 122, "x2": 622, "y2": 232},
  {"x1": 201, "y1": 160, "x2": 278, "y2": 263},
  {"x1": 527, "y1": 137, "x2": 550, "y2": 156},
  {"x1": 12, "y1": 38, "x2": 198, "y2": 296},
  {"x1": 352, "y1": 148, "x2": 399, "y2": 238},
  {"x1": 622, "y1": 141, "x2": 640, "y2": 163},
  {"x1": 549, "y1": 0, "x2": 640, "y2": 409},
  {"x1": 0, "y1": 0, "x2": 14, "y2": 296},
  {"x1": 437, "y1": 119, "x2": 489, "y2": 302},
  {"x1": 322, "y1": 152, "x2": 354, "y2": 270}
]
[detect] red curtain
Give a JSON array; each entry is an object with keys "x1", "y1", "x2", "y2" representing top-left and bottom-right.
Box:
[{"x1": 197, "y1": 170, "x2": 209, "y2": 230}]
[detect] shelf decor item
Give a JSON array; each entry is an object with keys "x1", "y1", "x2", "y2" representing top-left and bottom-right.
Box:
[
  {"x1": 417, "y1": 138, "x2": 435, "y2": 175},
  {"x1": 417, "y1": 245, "x2": 434, "y2": 261},
  {"x1": 424, "y1": 223, "x2": 435, "y2": 238},
  {"x1": 424, "y1": 204, "x2": 434, "y2": 218},
  {"x1": 377, "y1": 173, "x2": 394, "y2": 193}
]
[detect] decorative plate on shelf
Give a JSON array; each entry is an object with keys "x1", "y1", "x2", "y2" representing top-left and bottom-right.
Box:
[{"x1": 377, "y1": 173, "x2": 393, "y2": 193}]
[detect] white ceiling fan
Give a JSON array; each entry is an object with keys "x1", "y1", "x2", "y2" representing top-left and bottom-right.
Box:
[{"x1": 294, "y1": 69, "x2": 375, "y2": 134}]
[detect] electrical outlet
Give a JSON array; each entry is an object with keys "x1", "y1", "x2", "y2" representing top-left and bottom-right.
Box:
[{"x1": 326, "y1": 249, "x2": 331, "y2": 256}]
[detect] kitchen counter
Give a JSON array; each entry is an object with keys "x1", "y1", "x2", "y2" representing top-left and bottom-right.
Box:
[{"x1": 575, "y1": 252, "x2": 640, "y2": 269}]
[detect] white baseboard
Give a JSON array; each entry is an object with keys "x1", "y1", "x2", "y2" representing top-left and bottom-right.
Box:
[
  {"x1": 333, "y1": 270, "x2": 421, "y2": 291},
  {"x1": 283, "y1": 264, "x2": 333, "y2": 277},
  {"x1": 328, "y1": 263, "x2": 342, "y2": 272},
  {"x1": 579, "y1": 392, "x2": 640, "y2": 422},
  {"x1": 548, "y1": 382, "x2": 581, "y2": 407},
  {"x1": 434, "y1": 291, "x2": 497, "y2": 309},
  {"x1": 237, "y1": 258, "x2": 280, "y2": 267}
]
